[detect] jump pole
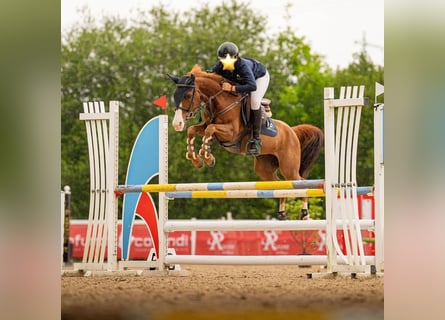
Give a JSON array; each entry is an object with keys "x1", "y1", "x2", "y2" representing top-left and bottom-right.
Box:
[
  {"x1": 164, "y1": 219, "x2": 374, "y2": 232},
  {"x1": 163, "y1": 186, "x2": 373, "y2": 199},
  {"x1": 164, "y1": 255, "x2": 375, "y2": 266},
  {"x1": 116, "y1": 179, "x2": 325, "y2": 194}
]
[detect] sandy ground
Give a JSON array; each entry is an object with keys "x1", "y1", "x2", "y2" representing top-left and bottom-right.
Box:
[{"x1": 61, "y1": 264, "x2": 383, "y2": 320}]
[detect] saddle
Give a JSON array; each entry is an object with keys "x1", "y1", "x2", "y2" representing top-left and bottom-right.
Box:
[
  {"x1": 241, "y1": 96, "x2": 277, "y2": 137},
  {"x1": 218, "y1": 95, "x2": 278, "y2": 154},
  {"x1": 261, "y1": 98, "x2": 273, "y2": 118}
]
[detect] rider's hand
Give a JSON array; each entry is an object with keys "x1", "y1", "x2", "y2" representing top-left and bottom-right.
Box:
[{"x1": 222, "y1": 82, "x2": 236, "y2": 92}]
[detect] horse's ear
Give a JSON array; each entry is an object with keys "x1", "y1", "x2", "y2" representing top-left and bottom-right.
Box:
[
  {"x1": 167, "y1": 74, "x2": 179, "y2": 84},
  {"x1": 185, "y1": 74, "x2": 195, "y2": 85}
]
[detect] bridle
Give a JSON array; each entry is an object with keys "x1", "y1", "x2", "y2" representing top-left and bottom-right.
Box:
[
  {"x1": 174, "y1": 83, "x2": 206, "y2": 120},
  {"x1": 175, "y1": 78, "x2": 247, "y2": 124}
]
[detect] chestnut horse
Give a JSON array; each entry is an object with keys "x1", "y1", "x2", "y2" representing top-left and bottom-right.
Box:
[{"x1": 168, "y1": 65, "x2": 323, "y2": 220}]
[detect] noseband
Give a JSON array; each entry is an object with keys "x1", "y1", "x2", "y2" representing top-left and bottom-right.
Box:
[
  {"x1": 175, "y1": 81, "x2": 212, "y2": 121},
  {"x1": 174, "y1": 84, "x2": 200, "y2": 119}
]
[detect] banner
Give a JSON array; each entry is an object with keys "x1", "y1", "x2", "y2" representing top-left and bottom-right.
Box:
[{"x1": 69, "y1": 194, "x2": 375, "y2": 260}]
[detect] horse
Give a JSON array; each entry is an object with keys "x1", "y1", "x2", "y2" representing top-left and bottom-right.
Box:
[{"x1": 167, "y1": 64, "x2": 323, "y2": 220}]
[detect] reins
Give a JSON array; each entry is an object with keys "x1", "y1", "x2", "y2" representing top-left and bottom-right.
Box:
[
  {"x1": 206, "y1": 91, "x2": 247, "y2": 123},
  {"x1": 175, "y1": 80, "x2": 247, "y2": 124}
]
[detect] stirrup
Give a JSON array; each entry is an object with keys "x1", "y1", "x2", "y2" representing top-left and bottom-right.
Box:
[{"x1": 246, "y1": 138, "x2": 261, "y2": 156}]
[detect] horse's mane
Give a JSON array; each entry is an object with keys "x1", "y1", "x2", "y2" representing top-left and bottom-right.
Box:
[{"x1": 187, "y1": 64, "x2": 224, "y2": 84}]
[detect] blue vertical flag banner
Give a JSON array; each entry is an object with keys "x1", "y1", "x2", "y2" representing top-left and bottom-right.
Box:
[{"x1": 121, "y1": 116, "x2": 161, "y2": 260}]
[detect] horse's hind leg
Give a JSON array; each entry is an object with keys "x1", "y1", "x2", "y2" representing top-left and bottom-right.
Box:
[
  {"x1": 299, "y1": 198, "x2": 309, "y2": 220},
  {"x1": 277, "y1": 198, "x2": 287, "y2": 220},
  {"x1": 276, "y1": 155, "x2": 310, "y2": 220},
  {"x1": 254, "y1": 155, "x2": 287, "y2": 220}
]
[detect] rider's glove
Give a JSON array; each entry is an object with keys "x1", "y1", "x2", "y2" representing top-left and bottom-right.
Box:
[{"x1": 222, "y1": 82, "x2": 236, "y2": 92}]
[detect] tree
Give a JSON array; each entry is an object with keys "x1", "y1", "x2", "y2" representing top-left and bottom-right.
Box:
[{"x1": 61, "y1": 2, "x2": 275, "y2": 219}]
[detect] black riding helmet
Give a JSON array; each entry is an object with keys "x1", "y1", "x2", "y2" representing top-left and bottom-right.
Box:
[{"x1": 217, "y1": 42, "x2": 239, "y2": 59}]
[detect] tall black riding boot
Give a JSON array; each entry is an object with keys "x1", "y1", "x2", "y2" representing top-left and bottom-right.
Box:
[{"x1": 246, "y1": 109, "x2": 262, "y2": 156}]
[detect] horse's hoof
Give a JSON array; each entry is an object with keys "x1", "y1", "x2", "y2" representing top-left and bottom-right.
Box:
[
  {"x1": 192, "y1": 158, "x2": 204, "y2": 168},
  {"x1": 277, "y1": 211, "x2": 287, "y2": 220},
  {"x1": 205, "y1": 156, "x2": 216, "y2": 167},
  {"x1": 299, "y1": 209, "x2": 309, "y2": 220}
]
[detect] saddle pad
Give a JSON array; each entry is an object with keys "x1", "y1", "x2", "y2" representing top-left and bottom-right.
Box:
[
  {"x1": 261, "y1": 118, "x2": 278, "y2": 137},
  {"x1": 240, "y1": 100, "x2": 277, "y2": 137}
]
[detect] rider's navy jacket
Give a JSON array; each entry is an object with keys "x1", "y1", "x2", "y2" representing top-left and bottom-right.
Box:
[{"x1": 210, "y1": 57, "x2": 267, "y2": 93}]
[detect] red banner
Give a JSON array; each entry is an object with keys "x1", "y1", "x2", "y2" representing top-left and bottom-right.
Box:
[{"x1": 69, "y1": 195, "x2": 375, "y2": 259}]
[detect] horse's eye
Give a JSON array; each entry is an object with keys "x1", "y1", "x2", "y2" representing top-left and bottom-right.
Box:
[{"x1": 184, "y1": 93, "x2": 191, "y2": 99}]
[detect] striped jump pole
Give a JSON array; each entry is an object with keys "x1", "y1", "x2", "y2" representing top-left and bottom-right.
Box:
[
  {"x1": 115, "y1": 179, "x2": 325, "y2": 195},
  {"x1": 164, "y1": 186, "x2": 373, "y2": 199}
]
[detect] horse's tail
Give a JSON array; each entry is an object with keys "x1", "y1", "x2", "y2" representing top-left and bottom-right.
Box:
[{"x1": 292, "y1": 124, "x2": 324, "y2": 179}]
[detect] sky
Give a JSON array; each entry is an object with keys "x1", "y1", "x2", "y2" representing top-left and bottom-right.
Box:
[{"x1": 61, "y1": 0, "x2": 384, "y2": 69}]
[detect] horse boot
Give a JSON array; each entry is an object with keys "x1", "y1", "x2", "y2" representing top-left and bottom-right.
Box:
[{"x1": 246, "y1": 109, "x2": 262, "y2": 156}]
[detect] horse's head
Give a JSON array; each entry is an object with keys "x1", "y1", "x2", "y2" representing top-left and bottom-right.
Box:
[{"x1": 168, "y1": 73, "x2": 205, "y2": 131}]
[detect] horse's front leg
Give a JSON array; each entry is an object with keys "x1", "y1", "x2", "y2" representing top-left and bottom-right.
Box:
[
  {"x1": 198, "y1": 134, "x2": 216, "y2": 167},
  {"x1": 186, "y1": 124, "x2": 206, "y2": 168},
  {"x1": 198, "y1": 123, "x2": 235, "y2": 167}
]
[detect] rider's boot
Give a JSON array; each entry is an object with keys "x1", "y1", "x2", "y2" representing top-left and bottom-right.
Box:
[{"x1": 246, "y1": 109, "x2": 262, "y2": 156}]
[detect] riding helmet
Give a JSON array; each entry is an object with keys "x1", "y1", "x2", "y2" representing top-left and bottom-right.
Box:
[{"x1": 217, "y1": 42, "x2": 239, "y2": 59}]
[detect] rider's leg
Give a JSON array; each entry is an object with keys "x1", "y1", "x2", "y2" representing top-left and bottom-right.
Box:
[
  {"x1": 245, "y1": 108, "x2": 262, "y2": 156},
  {"x1": 247, "y1": 71, "x2": 270, "y2": 156},
  {"x1": 250, "y1": 71, "x2": 270, "y2": 113}
]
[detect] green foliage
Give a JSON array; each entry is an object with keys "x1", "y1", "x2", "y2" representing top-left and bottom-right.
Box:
[
  {"x1": 286, "y1": 197, "x2": 326, "y2": 220},
  {"x1": 61, "y1": 1, "x2": 383, "y2": 219}
]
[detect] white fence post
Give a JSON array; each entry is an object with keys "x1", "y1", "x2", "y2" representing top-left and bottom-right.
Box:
[
  {"x1": 323, "y1": 86, "x2": 371, "y2": 275},
  {"x1": 107, "y1": 101, "x2": 120, "y2": 271},
  {"x1": 374, "y1": 82, "x2": 384, "y2": 273},
  {"x1": 74, "y1": 101, "x2": 120, "y2": 272},
  {"x1": 158, "y1": 114, "x2": 169, "y2": 270}
]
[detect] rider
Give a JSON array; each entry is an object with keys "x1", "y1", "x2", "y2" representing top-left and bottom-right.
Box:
[{"x1": 210, "y1": 41, "x2": 270, "y2": 156}]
